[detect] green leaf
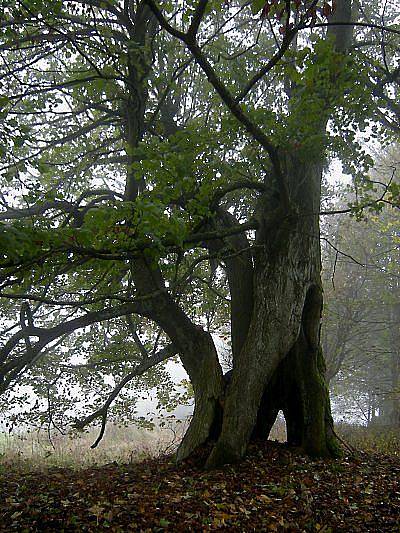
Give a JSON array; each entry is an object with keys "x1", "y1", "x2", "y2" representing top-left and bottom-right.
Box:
[
  {"x1": 250, "y1": 0, "x2": 265, "y2": 15},
  {"x1": 0, "y1": 95, "x2": 9, "y2": 109}
]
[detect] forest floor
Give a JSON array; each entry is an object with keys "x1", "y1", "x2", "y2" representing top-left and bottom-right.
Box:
[{"x1": 0, "y1": 440, "x2": 399, "y2": 532}]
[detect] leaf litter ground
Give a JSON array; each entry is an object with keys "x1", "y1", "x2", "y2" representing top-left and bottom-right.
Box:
[{"x1": 1, "y1": 441, "x2": 399, "y2": 531}]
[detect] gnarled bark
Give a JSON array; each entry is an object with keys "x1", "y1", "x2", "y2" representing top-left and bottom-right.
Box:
[
  {"x1": 129, "y1": 257, "x2": 225, "y2": 460},
  {"x1": 205, "y1": 156, "x2": 340, "y2": 468},
  {"x1": 279, "y1": 287, "x2": 340, "y2": 457},
  {"x1": 176, "y1": 332, "x2": 224, "y2": 461}
]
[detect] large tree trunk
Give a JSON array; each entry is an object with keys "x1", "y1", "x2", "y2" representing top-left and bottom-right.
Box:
[
  {"x1": 200, "y1": 1, "x2": 352, "y2": 467},
  {"x1": 129, "y1": 256, "x2": 226, "y2": 460},
  {"x1": 205, "y1": 157, "x2": 340, "y2": 468},
  {"x1": 125, "y1": 0, "x2": 351, "y2": 469},
  {"x1": 252, "y1": 289, "x2": 339, "y2": 458},
  {"x1": 280, "y1": 289, "x2": 339, "y2": 456},
  {"x1": 176, "y1": 332, "x2": 224, "y2": 461}
]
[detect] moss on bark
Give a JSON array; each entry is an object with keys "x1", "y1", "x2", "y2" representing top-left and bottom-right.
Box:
[{"x1": 252, "y1": 287, "x2": 341, "y2": 458}]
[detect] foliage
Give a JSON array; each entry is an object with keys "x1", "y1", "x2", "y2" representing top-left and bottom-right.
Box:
[{"x1": 0, "y1": 0, "x2": 398, "y2": 444}]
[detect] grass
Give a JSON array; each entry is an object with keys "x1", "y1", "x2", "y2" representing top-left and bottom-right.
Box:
[
  {"x1": 336, "y1": 422, "x2": 400, "y2": 456},
  {"x1": 0, "y1": 422, "x2": 185, "y2": 470},
  {"x1": 0, "y1": 418, "x2": 398, "y2": 471}
]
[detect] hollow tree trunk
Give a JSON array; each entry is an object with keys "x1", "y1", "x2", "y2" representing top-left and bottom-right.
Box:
[
  {"x1": 205, "y1": 247, "x2": 312, "y2": 467},
  {"x1": 284, "y1": 289, "x2": 338, "y2": 455},
  {"x1": 205, "y1": 156, "x2": 340, "y2": 468},
  {"x1": 201, "y1": 0, "x2": 351, "y2": 468},
  {"x1": 253, "y1": 287, "x2": 339, "y2": 457}
]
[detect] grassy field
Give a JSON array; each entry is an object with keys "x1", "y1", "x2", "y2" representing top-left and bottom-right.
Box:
[
  {"x1": 336, "y1": 422, "x2": 400, "y2": 456},
  {"x1": 0, "y1": 418, "x2": 398, "y2": 470},
  {"x1": 0, "y1": 422, "x2": 186, "y2": 470}
]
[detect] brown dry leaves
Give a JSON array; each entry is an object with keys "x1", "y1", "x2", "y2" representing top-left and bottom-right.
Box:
[{"x1": 0, "y1": 441, "x2": 399, "y2": 531}]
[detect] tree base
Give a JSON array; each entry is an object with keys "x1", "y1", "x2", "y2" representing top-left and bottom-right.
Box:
[
  {"x1": 252, "y1": 288, "x2": 341, "y2": 459},
  {"x1": 177, "y1": 288, "x2": 341, "y2": 468}
]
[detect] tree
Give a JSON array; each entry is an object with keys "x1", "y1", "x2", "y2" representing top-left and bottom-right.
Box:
[
  {"x1": 322, "y1": 147, "x2": 400, "y2": 426},
  {"x1": 0, "y1": 0, "x2": 398, "y2": 467}
]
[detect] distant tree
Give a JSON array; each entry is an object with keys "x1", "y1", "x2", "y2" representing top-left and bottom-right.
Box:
[
  {"x1": 322, "y1": 148, "x2": 400, "y2": 426},
  {"x1": 0, "y1": 0, "x2": 399, "y2": 467}
]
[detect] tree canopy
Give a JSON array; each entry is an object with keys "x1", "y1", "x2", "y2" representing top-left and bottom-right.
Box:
[{"x1": 0, "y1": 0, "x2": 399, "y2": 465}]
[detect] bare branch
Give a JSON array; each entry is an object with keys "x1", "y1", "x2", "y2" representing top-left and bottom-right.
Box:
[{"x1": 311, "y1": 21, "x2": 400, "y2": 36}]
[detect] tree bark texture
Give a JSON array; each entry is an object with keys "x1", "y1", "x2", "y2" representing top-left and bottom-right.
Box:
[{"x1": 204, "y1": 157, "x2": 340, "y2": 468}]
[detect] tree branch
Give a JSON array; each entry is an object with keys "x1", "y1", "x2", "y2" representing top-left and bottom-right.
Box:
[
  {"x1": 311, "y1": 21, "x2": 400, "y2": 36},
  {"x1": 187, "y1": 0, "x2": 209, "y2": 43},
  {"x1": 74, "y1": 343, "x2": 177, "y2": 448},
  {"x1": 0, "y1": 294, "x2": 170, "y2": 394},
  {"x1": 209, "y1": 179, "x2": 266, "y2": 210},
  {"x1": 126, "y1": 315, "x2": 149, "y2": 360},
  {"x1": 144, "y1": 0, "x2": 283, "y2": 186}
]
